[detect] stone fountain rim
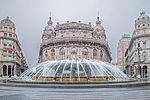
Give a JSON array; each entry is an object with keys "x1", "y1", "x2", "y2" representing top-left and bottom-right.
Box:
[
  {"x1": 2, "y1": 79, "x2": 150, "y2": 89},
  {"x1": 1, "y1": 79, "x2": 150, "y2": 88}
]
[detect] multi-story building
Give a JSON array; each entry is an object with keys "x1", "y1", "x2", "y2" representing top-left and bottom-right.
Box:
[
  {"x1": 125, "y1": 12, "x2": 150, "y2": 78},
  {"x1": 117, "y1": 34, "x2": 131, "y2": 71},
  {"x1": 38, "y1": 16, "x2": 112, "y2": 63},
  {"x1": 0, "y1": 16, "x2": 28, "y2": 77}
]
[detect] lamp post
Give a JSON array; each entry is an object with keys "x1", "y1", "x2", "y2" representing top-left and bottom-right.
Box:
[{"x1": 137, "y1": 46, "x2": 141, "y2": 78}]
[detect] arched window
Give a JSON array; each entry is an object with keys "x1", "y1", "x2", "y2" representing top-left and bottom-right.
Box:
[
  {"x1": 93, "y1": 49, "x2": 97, "y2": 59},
  {"x1": 48, "y1": 36, "x2": 51, "y2": 39},
  {"x1": 72, "y1": 32, "x2": 76, "y2": 36},
  {"x1": 83, "y1": 31, "x2": 87, "y2": 37},
  {"x1": 71, "y1": 48, "x2": 77, "y2": 59},
  {"x1": 12, "y1": 66, "x2": 14, "y2": 76},
  {"x1": 93, "y1": 33, "x2": 96, "y2": 38},
  {"x1": 61, "y1": 31, "x2": 64, "y2": 37},
  {"x1": 45, "y1": 50, "x2": 48, "y2": 58},
  {"x1": 51, "y1": 49, "x2": 55, "y2": 59},
  {"x1": 100, "y1": 49, "x2": 103, "y2": 60},
  {"x1": 60, "y1": 48, "x2": 65, "y2": 59},
  {"x1": 143, "y1": 51, "x2": 147, "y2": 62},
  {"x1": 82, "y1": 48, "x2": 88, "y2": 59},
  {"x1": 8, "y1": 65, "x2": 11, "y2": 76},
  {"x1": 143, "y1": 66, "x2": 147, "y2": 78},
  {"x1": 3, "y1": 65, "x2": 7, "y2": 76},
  {"x1": 54, "y1": 33, "x2": 56, "y2": 37}
]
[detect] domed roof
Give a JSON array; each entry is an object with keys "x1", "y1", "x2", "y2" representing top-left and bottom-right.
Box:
[
  {"x1": 0, "y1": 16, "x2": 15, "y2": 27},
  {"x1": 135, "y1": 12, "x2": 150, "y2": 25},
  {"x1": 45, "y1": 25, "x2": 55, "y2": 32},
  {"x1": 94, "y1": 17, "x2": 104, "y2": 31},
  {"x1": 44, "y1": 17, "x2": 55, "y2": 33},
  {"x1": 94, "y1": 24, "x2": 104, "y2": 31}
]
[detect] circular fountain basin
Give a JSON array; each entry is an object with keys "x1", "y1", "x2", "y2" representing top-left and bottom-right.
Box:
[{"x1": 9, "y1": 60, "x2": 136, "y2": 84}]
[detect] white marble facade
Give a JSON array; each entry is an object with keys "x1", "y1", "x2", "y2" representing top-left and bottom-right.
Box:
[{"x1": 126, "y1": 12, "x2": 150, "y2": 78}]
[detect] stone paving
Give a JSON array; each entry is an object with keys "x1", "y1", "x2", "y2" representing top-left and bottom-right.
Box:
[{"x1": 0, "y1": 86, "x2": 150, "y2": 100}]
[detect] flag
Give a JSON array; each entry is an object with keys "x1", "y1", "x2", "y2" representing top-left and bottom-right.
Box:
[{"x1": 4, "y1": 48, "x2": 14, "y2": 51}]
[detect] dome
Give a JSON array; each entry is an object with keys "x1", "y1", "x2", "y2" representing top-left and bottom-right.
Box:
[
  {"x1": 94, "y1": 17, "x2": 104, "y2": 32},
  {"x1": 0, "y1": 16, "x2": 15, "y2": 27},
  {"x1": 20, "y1": 60, "x2": 128, "y2": 82},
  {"x1": 94, "y1": 25, "x2": 104, "y2": 32},
  {"x1": 44, "y1": 25, "x2": 55, "y2": 33},
  {"x1": 135, "y1": 12, "x2": 150, "y2": 26},
  {"x1": 48, "y1": 17, "x2": 53, "y2": 25},
  {"x1": 44, "y1": 17, "x2": 54, "y2": 34}
]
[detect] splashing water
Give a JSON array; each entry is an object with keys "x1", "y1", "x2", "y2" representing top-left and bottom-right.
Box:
[{"x1": 20, "y1": 60, "x2": 129, "y2": 82}]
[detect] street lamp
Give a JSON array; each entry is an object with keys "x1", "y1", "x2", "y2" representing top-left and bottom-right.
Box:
[{"x1": 137, "y1": 46, "x2": 141, "y2": 78}]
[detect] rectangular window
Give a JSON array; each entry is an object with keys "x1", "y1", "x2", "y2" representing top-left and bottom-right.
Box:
[
  {"x1": 143, "y1": 42, "x2": 146, "y2": 48},
  {"x1": 3, "y1": 44, "x2": 7, "y2": 48},
  {"x1": 4, "y1": 33, "x2": 7, "y2": 36},
  {"x1": 9, "y1": 34, "x2": 12, "y2": 37},
  {"x1": 3, "y1": 50, "x2": 7, "y2": 54},
  {"x1": 3, "y1": 39, "x2": 7, "y2": 42},
  {"x1": 8, "y1": 50, "x2": 12, "y2": 54},
  {"x1": 72, "y1": 32, "x2": 76, "y2": 36},
  {"x1": 8, "y1": 56, "x2": 12, "y2": 60},
  {"x1": 138, "y1": 43, "x2": 140, "y2": 48},
  {"x1": 138, "y1": 56, "x2": 141, "y2": 61},
  {"x1": 4, "y1": 27, "x2": 8, "y2": 31},
  {"x1": 143, "y1": 55, "x2": 147, "y2": 61},
  {"x1": 3, "y1": 55, "x2": 7, "y2": 60},
  {"x1": 9, "y1": 28, "x2": 12, "y2": 32},
  {"x1": 9, "y1": 44, "x2": 12, "y2": 48},
  {"x1": 8, "y1": 40, "x2": 12, "y2": 43}
]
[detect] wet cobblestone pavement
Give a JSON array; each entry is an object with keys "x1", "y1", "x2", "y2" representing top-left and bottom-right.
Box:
[{"x1": 0, "y1": 86, "x2": 150, "y2": 100}]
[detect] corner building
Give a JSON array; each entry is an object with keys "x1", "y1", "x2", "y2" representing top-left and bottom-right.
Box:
[
  {"x1": 38, "y1": 17, "x2": 111, "y2": 63},
  {"x1": 0, "y1": 16, "x2": 28, "y2": 76},
  {"x1": 126, "y1": 12, "x2": 150, "y2": 78}
]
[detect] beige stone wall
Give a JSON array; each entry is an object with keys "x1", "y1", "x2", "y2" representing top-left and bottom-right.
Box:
[
  {"x1": 39, "y1": 19, "x2": 111, "y2": 63},
  {"x1": 41, "y1": 46, "x2": 110, "y2": 62},
  {"x1": 0, "y1": 16, "x2": 28, "y2": 76}
]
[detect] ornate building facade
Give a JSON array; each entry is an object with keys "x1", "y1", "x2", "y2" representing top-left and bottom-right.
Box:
[
  {"x1": 38, "y1": 17, "x2": 111, "y2": 63},
  {"x1": 0, "y1": 16, "x2": 28, "y2": 76},
  {"x1": 125, "y1": 12, "x2": 150, "y2": 78}
]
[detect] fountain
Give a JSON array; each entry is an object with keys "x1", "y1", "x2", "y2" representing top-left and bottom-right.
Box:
[
  {"x1": 8, "y1": 60, "x2": 136, "y2": 84},
  {"x1": 7, "y1": 19, "x2": 137, "y2": 85}
]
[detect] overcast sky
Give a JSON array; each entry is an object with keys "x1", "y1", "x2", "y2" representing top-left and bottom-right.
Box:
[{"x1": 0, "y1": 0, "x2": 150, "y2": 66}]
